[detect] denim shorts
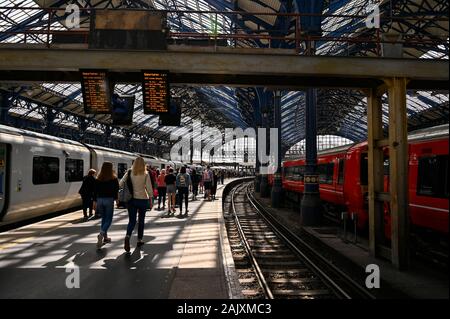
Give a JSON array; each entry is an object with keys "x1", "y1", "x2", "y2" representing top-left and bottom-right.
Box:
[{"x1": 167, "y1": 184, "x2": 176, "y2": 194}]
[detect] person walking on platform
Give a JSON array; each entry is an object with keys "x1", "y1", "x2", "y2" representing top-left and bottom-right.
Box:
[
  {"x1": 191, "y1": 169, "x2": 200, "y2": 201},
  {"x1": 165, "y1": 168, "x2": 177, "y2": 216},
  {"x1": 211, "y1": 170, "x2": 218, "y2": 200},
  {"x1": 147, "y1": 165, "x2": 158, "y2": 207},
  {"x1": 220, "y1": 170, "x2": 225, "y2": 185},
  {"x1": 79, "y1": 169, "x2": 96, "y2": 221},
  {"x1": 203, "y1": 166, "x2": 213, "y2": 201},
  {"x1": 93, "y1": 162, "x2": 119, "y2": 249},
  {"x1": 157, "y1": 169, "x2": 167, "y2": 210},
  {"x1": 199, "y1": 172, "x2": 204, "y2": 195},
  {"x1": 121, "y1": 157, "x2": 154, "y2": 253},
  {"x1": 176, "y1": 166, "x2": 191, "y2": 217}
]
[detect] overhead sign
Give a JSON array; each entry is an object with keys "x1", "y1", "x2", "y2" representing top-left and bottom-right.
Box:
[
  {"x1": 111, "y1": 94, "x2": 135, "y2": 126},
  {"x1": 80, "y1": 70, "x2": 111, "y2": 114},
  {"x1": 159, "y1": 97, "x2": 181, "y2": 127},
  {"x1": 142, "y1": 71, "x2": 170, "y2": 115},
  {"x1": 89, "y1": 10, "x2": 168, "y2": 50}
]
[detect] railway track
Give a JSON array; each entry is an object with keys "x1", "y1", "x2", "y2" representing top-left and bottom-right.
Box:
[{"x1": 225, "y1": 182, "x2": 376, "y2": 299}]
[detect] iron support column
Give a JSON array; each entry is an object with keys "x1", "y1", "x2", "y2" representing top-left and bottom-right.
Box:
[
  {"x1": 260, "y1": 107, "x2": 270, "y2": 198},
  {"x1": 300, "y1": 88, "x2": 321, "y2": 225},
  {"x1": 255, "y1": 141, "x2": 262, "y2": 192},
  {"x1": 78, "y1": 119, "x2": 88, "y2": 143},
  {"x1": 43, "y1": 108, "x2": 56, "y2": 135},
  {"x1": 367, "y1": 87, "x2": 386, "y2": 258},
  {"x1": 386, "y1": 77, "x2": 409, "y2": 270},
  {"x1": 255, "y1": 106, "x2": 262, "y2": 192},
  {"x1": 0, "y1": 92, "x2": 10, "y2": 124},
  {"x1": 271, "y1": 90, "x2": 283, "y2": 207}
]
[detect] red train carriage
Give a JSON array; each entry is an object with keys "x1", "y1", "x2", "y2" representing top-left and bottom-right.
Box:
[
  {"x1": 282, "y1": 125, "x2": 449, "y2": 237},
  {"x1": 407, "y1": 127, "x2": 449, "y2": 234}
]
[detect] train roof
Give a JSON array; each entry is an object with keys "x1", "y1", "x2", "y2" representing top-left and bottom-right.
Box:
[
  {"x1": 284, "y1": 143, "x2": 355, "y2": 163},
  {"x1": 283, "y1": 124, "x2": 448, "y2": 164},
  {"x1": 86, "y1": 143, "x2": 137, "y2": 158},
  {"x1": 408, "y1": 124, "x2": 449, "y2": 143},
  {"x1": 0, "y1": 124, "x2": 84, "y2": 147}
]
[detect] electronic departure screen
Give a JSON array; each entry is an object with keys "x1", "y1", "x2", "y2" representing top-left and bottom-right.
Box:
[
  {"x1": 111, "y1": 94, "x2": 135, "y2": 126},
  {"x1": 142, "y1": 71, "x2": 170, "y2": 114},
  {"x1": 159, "y1": 97, "x2": 181, "y2": 126},
  {"x1": 80, "y1": 70, "x2": 111, "y2": 114}
]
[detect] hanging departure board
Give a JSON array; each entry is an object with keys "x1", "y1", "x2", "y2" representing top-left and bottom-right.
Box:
[
  {"x1": 142, "y1": 71, "x2": 170, "y2": 114},
  {"x1": 159, "y1": 97, "x2": 181, "y2": 126},
  {"x1": 112, "y1": 94, "x2": 135, "y2": 126},
  {"x1": 80, "y1": 70, "x2": 112, "y2": 114}
]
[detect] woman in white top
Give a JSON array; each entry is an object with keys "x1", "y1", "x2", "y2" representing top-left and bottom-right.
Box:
[{"x1": 120, "y1": 157, "x2": 153, "y2": 252}]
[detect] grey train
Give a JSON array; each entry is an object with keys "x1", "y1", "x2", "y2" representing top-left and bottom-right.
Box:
[{"x1": 0, "y1": 125, "x2": 172, "y2": 227}]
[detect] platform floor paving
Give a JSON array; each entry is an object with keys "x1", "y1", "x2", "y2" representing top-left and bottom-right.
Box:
[{"x1": 0, "y1": 183, "x2": 238, "y2": 299}]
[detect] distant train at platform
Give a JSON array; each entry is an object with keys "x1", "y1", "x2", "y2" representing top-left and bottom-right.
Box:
[
  {"x1": 279, "y1": 124, "x2": 449, "y2": 238},
  {"x1": 0, "y1": 125, "x2": 172, "y2": 227}
]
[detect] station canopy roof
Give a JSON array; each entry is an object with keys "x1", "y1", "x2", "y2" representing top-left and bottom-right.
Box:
[{"x1": 0, "y1": 0, "x2": 448, "y2": 153}]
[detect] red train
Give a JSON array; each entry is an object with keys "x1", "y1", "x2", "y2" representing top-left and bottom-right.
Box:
[{"x1": 280, "y1": 124, "x2": 449, "y2": 238}]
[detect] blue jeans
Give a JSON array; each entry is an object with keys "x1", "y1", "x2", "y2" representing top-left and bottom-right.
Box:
[
  {"x1": 177, "y1": 187, "x2": 189, "y2": 213},
  {"x1": 97, "y1": 197, "x2": 114, "y2": 234},
  {"x1": 82, "y1": 195, "x2": 94, "y2": 217},
  {"x1": 126, "y1": 199, "x2": 148, "y2": 239}
]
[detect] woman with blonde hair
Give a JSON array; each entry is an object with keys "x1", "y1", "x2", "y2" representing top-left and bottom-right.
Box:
[
  {"x1": 120, "y1": 157, "x2": 153, "y2": 252},
  {"x1": 93, "y1": 162, "x2": 119, "y2": 249}
]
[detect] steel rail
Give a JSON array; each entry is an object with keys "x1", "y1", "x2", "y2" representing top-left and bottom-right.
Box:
[
  {"x1": 245, "y1": 183, "x2": 376, "y2": 299},
  {"x1": 230, "y1": 183, "x2": 274, "y2": 299}
]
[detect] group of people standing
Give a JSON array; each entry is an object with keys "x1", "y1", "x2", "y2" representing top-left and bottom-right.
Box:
[
  {"x1": 153, "y1": 166, "x2": 225, "y2": 216},
  {"x1": 79, "y1": 160, "x2": 228, "y2": 252},
  {"x1": 79, "y1": 157, "x2": 153, "y2": 252}
]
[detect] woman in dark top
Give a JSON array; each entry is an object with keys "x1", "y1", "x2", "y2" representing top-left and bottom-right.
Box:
[
  {"x1": 79, "y1": 169, "x2": 97, "y2": 220},
  {"x1": 93, "y1": 162, "x2": 119, "y2": 249},
  {"x1": 164, "y1": 168, "x2": 177, "y2": 216},
  {"x1": 176, "y1": 166, "x2": 191, "y2": 217}
]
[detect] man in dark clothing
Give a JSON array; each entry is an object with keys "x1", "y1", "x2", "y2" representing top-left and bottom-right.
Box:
[
  {"x1": 220, "y1": 171, "x2": 225, "y2": 185},
  {"x1": 191, "y1": 169, "x2": 200, "y2": 201},
  {"x1": 79, "y1": 169, "x2": 97, "y2": 220},
  {"x1": 211, "y1": 170, "x2": 218, "y2": 200}
]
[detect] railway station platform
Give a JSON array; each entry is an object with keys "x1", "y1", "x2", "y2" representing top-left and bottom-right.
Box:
[
  {"x1": 254, "y1": 193, "x2": 449, "y2": 299},
  {"x1": 0, "y1": 181, "x2": 240, "y2": 299}
]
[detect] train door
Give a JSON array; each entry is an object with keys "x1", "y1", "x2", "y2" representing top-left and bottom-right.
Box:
[
  {"x1": 0, "y1": 143, "x2": 9, "y2": 218},
  {"x1": 335, "y1": 158, "x2": 345, "y2": 204}
]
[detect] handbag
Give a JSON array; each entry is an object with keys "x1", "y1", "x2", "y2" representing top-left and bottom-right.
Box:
[{"x1": 119, "y1": 170, "x2": 133, "y2": 204}]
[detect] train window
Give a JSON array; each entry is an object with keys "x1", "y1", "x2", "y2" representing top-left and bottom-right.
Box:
[
  {"x1": 417, "y1": 155, "x2": 449, "y2": 199},
  {"x1": 360, "y1": 154, "x2": 368, "y2": 185},
  {"x1": 118, "y1": 163, "x2": 128, "y2": 179},
  {"x1": 296, "y1": 166, "x2": 304, "y2": 182},
  {"x1": 318, "y1": 163, "x2": 334, "y2": 184},
  {"x1": 33, "y1": 156, "x2": 59, "y2": 185},
  {"x1": 338, "y1": 159, "x2": 345, "y2": 185},
  {"x1": 285, "y1": 167, "x2": 291, "y2": 180},
  {"x1": 65, "y1": 159, "x2": 84, "y2": 182}
]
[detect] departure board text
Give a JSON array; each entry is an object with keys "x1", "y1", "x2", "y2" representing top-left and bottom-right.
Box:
[
  {"x1": 80, "y1": 70, "x2": 111, "y2": 114},
  {"x1": 142, "y1": 71, "x2": 170, "y2": 114}
]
